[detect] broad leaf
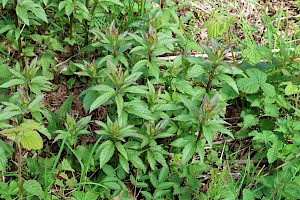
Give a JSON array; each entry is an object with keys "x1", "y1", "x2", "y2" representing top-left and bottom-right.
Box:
[
  {"x1": 99, "y1": 140, "x2": 115, "y2": 168},
  {"x1": 90, "y1": 90, "x2": 116, "y2": 112},
  {"x1": 182, "y1": 142, "x2": 196, "y2": 164}
]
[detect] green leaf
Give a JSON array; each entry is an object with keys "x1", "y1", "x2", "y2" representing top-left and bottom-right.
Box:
[
  {"x1": 0, "y1": 146, "x2": 7, "y2": 172},
  {"x1": 186, "y1": 41, "x2": 202, "y2": 52},
  {"x1": 153, "y1": 189, "x2": 171, "y2": 199},
  {"x1": 242, "y1": 189, "x2": 254, "y2": 200},
  {"x1": 242, "y1": 114, "x2": 259, "y2": 129},
  {"x1": 102, "y1": 182, "x2": 120, "y2": 190},
  {"x1": 173, "y1": 114, "x2": 196, "y2": 122},
  {"x1": 246, "y1": 68, "x2": 267, "y2": 84},
  {"x1": 29, "y1": 4, "x2": 48, "y2": 23},
  {"x1": 23, "y1": 180, "x2": 44, "y2": 199},
  {"x1": 119, "y1": 154, "x2": 129, "y2": 173},
  {"x1": 141, "y1": 191, "x2": 152, "y2": 199},
  {"x1": 21, "y1": 130, "x2": 43, "y2": 150},
  {"x1": 50, "y1": 38, "x2": 65, "y2": 52},
  {"x1": 203, "y1": 124, "x2": 214, "y2": 147},
  {"x1": 203, "y1": 14, "x2": 226, "y2": 39},
  {"x1": 90, "y1": 90, "x2": 116, "y2": 112},
  {"x1": 128, "y1": 151, "x2": 147, "y2": 172},
  {"x1": 242, "y1": 45, "x2": 271, "y2": 64},
  {"x1": 99, "y1": 140, "x2": 115, "y2": 168},
  {"x1": 218, "y1": 74, "x2": 239, "y2": 94},
  {"x1": 2, "y1": 0, "x2": 9, "y2": 9},
  {"x1": 0, "y1": 79, "x2": 25, "y2": 88},
  {"x1": 153, "y1": 151, "x2": 167, "y2": 166},
  {"x1": 264, "y1": 104, "x2": 279, "y2": 118},
  {"x1": 158, "y1": 182, "x2": 174, "y2": 190},
  {"x1": 61, "y1": 158, "x2": 74, "y2": 171},
  {"x1": 27, "y1": 95, "x2": 45, "y2": 110},
  {"x1": 16, "y1": 4, "x2": 29, "y2": 25},
  {"x1": 125, "y1": 100, "x2": 155, "y2": 121},
  {"x1": 83, "y1": 90, "x2": 98, "y2": 112},
  {"x1": 158, "y1": 166, "x2": 169, "y2": 183},
  {"x1": 115, "y1": 142, "x2": 128, "y2": 160},
  {"x1": 0, "y1": 111, "x2": 21, "y2": 121},
  {"x1": 261, "y1": 83, "x2": 275, "y2": 97},
  {"x1": 187, "y1": 65, "x2": 205, "y2": 78},
  {"x1": 65, "y1": 1, "x2": 74, "y2": 16},
  {"x1": 148, "y1": 62, "x2": 160, "y2": 80},
  {"x1": 147, "y1": 151, "x2": 156, "y2": 170},
  {"x1": 237, "y1": 78, "x2": 259, "y2": 94},
  {"x1": 0, "y1": 64, "x2": 12, "y2": 78},
  {"x1": 285, "y1": 82, "x2": 299, "y2": 95},
  {"x1": 180, "y1": 96, "x2": 198, "y2": 113},
  {"x1": 173, "y1": 80, "x2": 194, "y2": 95},
  {"x1": 182, "y1": 142, "x2": 196, "y2": 164},
  {"x1": 57, "y1": 94, "x2": 73, "y2": 119},
  {"x1": 102, "y1": 164, "x2": 116, "y2": 176},
  {"x1": 136, "y1": 182, "x2": 149, "y2": 188},
  {"x1": 149, "y1": 173, "x2": 159, "y2": 187},
  {"x1": 267, "y1": 141, "x2": 283, "y2": 164}
]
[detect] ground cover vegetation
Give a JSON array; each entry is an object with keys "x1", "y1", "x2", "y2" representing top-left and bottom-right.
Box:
[{"x1": 0, "y1": 0, "x2": 300, "y2": 199}]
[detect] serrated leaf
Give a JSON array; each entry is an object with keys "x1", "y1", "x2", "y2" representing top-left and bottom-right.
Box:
[
  {"x1": 30, "y1": 4, "x2": 48, "y2": 23},
  {"x1": 90, "y1": 90, "x2": 116, "y2": 112},
  {"x1": 115, "y1": 142, "x2": 127, "y2": 160},
  {"x1": 16, "y1": 4, "x2": 29, "y2": 25},
  {"x1": 119, "y1": 154, "x2": 129, "y2": 173},
  {"x1": 125, "y1": 100, "x2": 155, "y2": 121},
  {"x1": 21, "y1": 130, "x2": 43, "y2": 150},
  {"x1": 57, "y1": 94, "x2": 73, "y2": 118},
  {"x1": 243, "y1": 45, "x2": 271, "y2": 64},
  {"x1": 187, "y1": 65, "x2": 206, "y2": 78},
  {"x1": 173, "y1": 114, "x2": 196, "y2": 122},
  {"x1": 128, "y1": 151, "x2": 147, "y2": 172},
  {"x1": 0, "y1": 146, "x2": 7, "y2": 171},
  {"x1": 218, "y1": 74, "x2": 239, "y2": 94},
  {"x1": 0, "y1": 111, "x2": 21, "y2": 121},
  {"x1": 65, "y1": 2, "x2": 74, "y2": 16},
  {"x1": 158, "y1": 166, "x2": 169, "y2": 183},
  {"x1": 27, "y1": 95, "x2": 45, "y2": 110},
  {"x1": 158, "y1": 182, "x2": 174, "y2": 190},
  {"x1": 147, "y1": 151, "x2": 156, "y2": 170},
  {"x1": 99, "y1": 140, "x2": 115, "y2": 168},
  {"x1": 285, "y1": 82, "x2": 299, "y2": 95},
  {"x1": 102, "y1": 164, "x2": 116, "y2": 176},
  {"x1": 237, "y1": 78, "x2": 259, "y2": 94},
  {"x1": 102, "y1": 182, "x2": 120, "y2": 190},
  {"x1": 173, "y1": 80, "x2": 194, "y2": 95},
  {"x1": 264, "y1": 104, "x2": 279, "y2": 117},
  {"x1": 243, "y1": 114, "x2": 259, "y2": 129},
  {"x1": 23, "y1": 180, "x2": 44, "y2": 199},
  {"x1": 149, "y1": 173, "x2": 159, "y2": 187},
  {"x1": 261, "y1": 83, "x2": 275, "y2": 97},
  {"x1": 242, "y1": 189, "x2": 254, "y2": 200},
  {"x1": 182, "y1": 143, "x2": 196, "y2": 164},
  {"x1": 0, "y1": 79, "x2": 25, "y2": 88},
  {"x1": 83, "y1": 90, "x2": 98, "y2": 112}
]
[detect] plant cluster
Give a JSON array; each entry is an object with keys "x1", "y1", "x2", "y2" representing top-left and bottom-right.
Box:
[{"x1": 0, "y1": 0, "x2": 300, "y2": 199}]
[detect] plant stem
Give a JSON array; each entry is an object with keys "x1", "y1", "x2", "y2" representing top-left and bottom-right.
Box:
[
  {"x1": 52, "y1": 137, "x2": 67, "y2": 172},
  {"x1": 140, "y1": 0, "x2": 145, "y2": 16},
  {"x1": 13, "y1": 0, "x2": 25, "y2": 69},
  {"x1": 91, "y1": 0, "x2": 99, "y2": 17},
  {"x1": 80, "y1": 136, "x2": 102, "y2": 190},
  {"x1": 17, "y1": 144, "x2": 23, "y2": 200},
  {"x1": 84, "y1": 0, "x2": 90, "y2": 46},
  {"x1": 206, "y1": 63, "x2": 218, "y2": 93},
  {"x1": 70, "y1": 13, "x2": 74, "y2": 55}
]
